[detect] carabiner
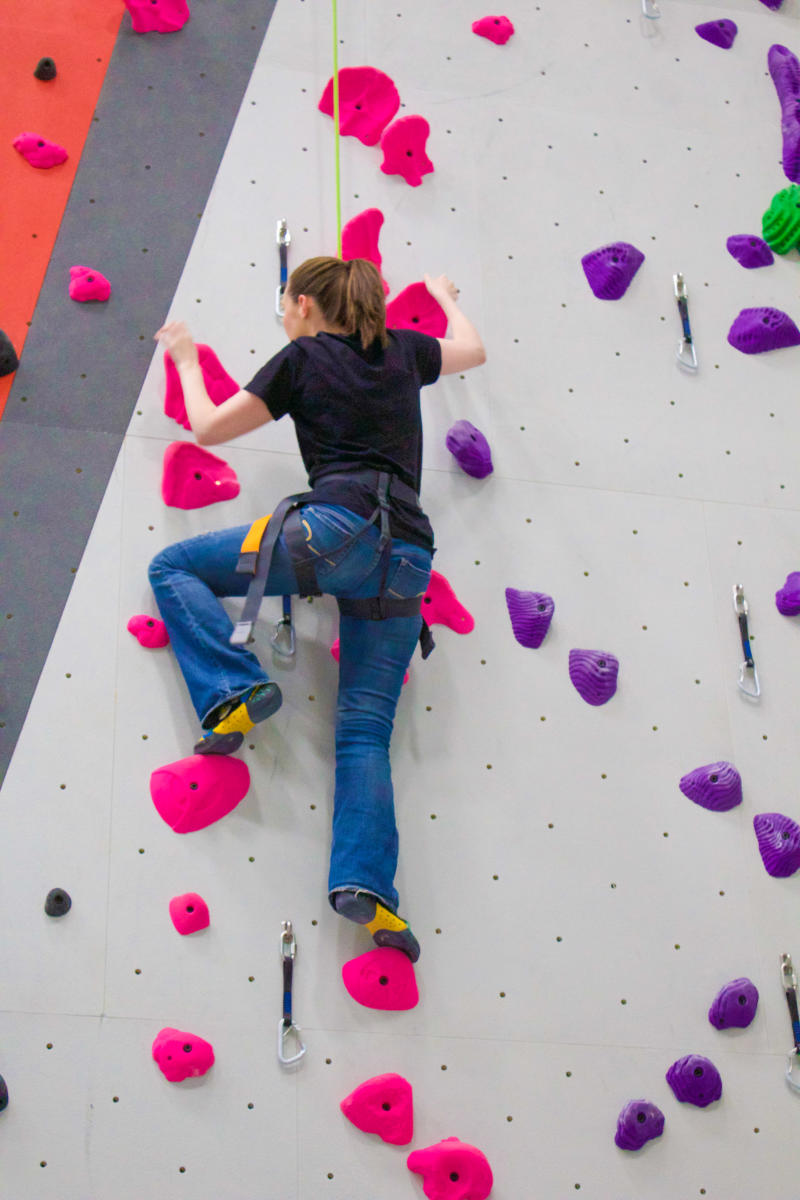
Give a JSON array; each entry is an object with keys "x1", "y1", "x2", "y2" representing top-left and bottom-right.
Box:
[
  {"x1": 673, "y1": 274, "x2": 698, "y2": 371},
  {"x1": 276, "y1": 219, "x2": 291, "y2": 320},
  {"x1": 733, "y1": 584, "x2": 760, "y2": 698},
  {"x1": 781, "y1": 954, "x2": 800, "y2": 1093},
  {"x1": 278, "y1": 920, "x2": 306, "y2": 1066},
  {"x1": 271, "y1": 595, "x2": 296, "y2": 660},
  {"x1": 642, "y1": 0, "x2": 660, "y2": 17}
]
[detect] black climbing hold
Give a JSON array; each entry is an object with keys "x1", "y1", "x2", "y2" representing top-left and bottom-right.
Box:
[
  {"x1": 34, "y1": 57, "x2": 57, "y2": 81},
  {"x1": 44, "y1": 888, "x2": 72, "y2": 917},
  {"x1": 0, "y1": 1075, "x2": 8, "y2": 1112},
  {"x1": 0, "y1": 330, "x2": 19, "y2": 377}
]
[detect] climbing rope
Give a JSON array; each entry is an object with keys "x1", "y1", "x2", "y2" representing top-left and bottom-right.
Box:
[{"x1": 332, "y1": 0, "x2": 342, "y2": 257}]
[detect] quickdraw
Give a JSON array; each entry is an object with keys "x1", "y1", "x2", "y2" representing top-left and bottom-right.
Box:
[
  {"x1": 276, "y1": 219, "x2": 291, "y2": 319},
  {"x1": 733, "y1": 584, "x2": 760, "y2": 699},
  {"x1": 673, "y1": 273, "x2": 698, "y2": 370},
  {"x1": 278, "y1": 921, "x2": 306, "y2": 1066},
  {"x1": 781, "y1": 954, "x2": 800, "y2": 1093}
]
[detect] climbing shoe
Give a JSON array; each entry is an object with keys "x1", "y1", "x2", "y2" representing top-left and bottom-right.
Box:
[
  {"x1": 194, "y1": 682, "x2": 282, "y2": 756},
  {"x1": 333, "y1": 890, "x2": 420, "y2": 962}
]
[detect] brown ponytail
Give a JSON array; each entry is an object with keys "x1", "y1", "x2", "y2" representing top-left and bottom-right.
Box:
[{"x1": 286, "y1": 256, "x2": 388, "y2": 350}]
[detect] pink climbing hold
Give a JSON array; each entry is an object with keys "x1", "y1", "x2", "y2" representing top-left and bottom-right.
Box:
[
  {"x1": 342, "y1": 947, "x2": 419, "y2": 1010},
  {"x1": 342, "y1": 209, "x2": 389, "y2": 294},
  {"x1": 150, "y1": 754, "x2": 250, "y2": 834},
  {"x1": 340, "y1": 1073, "x2": 414, "y2": 1144},
  {"x1": 472, "y1": 15, "x2": 515, "y2": 45},
  {"x1": 407, "y1": 1137, "x2": 494, "y2": 1200},
  {"x1": 169, "y1": 893, "x2": 210, "y2": 935},
  {"x1": 152, "y1": 1028, "x2": 214, "y2": 1082},
  {"x1": 68, "y1": 266, "x2": 111, "y2": 302},
  {"x1": 331, "y1": 638, "x2": 409, "y2": 683},
  {"x1": 164, "y1": 344, "x2": 239, "y2": 430},
  {"x1": 12, "y1": 132, "x2": 68, "y2": 169},
  {"x1": 127, "y1": 614, "x2": 169, "y2": 648},
  {"x1": 318, "y1": 66, "x2": 400, "y2": 146},
  {"x1": 123, "y1": 0, "x2": 190, "y2": 34},
  {"x1": 422, "y1": 570, "x2": 475, "y2": 633},
  {"x1": 161, "y1": 442, "x2": 240, "y2": 509},
  {"x1": 380, "y1": 116, "x2": 434, "y2": 188},
  {"x1": 386, "y1": 282, "x2": 447, "y2": 337}
]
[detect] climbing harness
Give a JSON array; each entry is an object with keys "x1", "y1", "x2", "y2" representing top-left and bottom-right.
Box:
[
  {"x1": 275, "y1": 219, "x2": 291, "y2": 319},
  {"x1": 641, "y1": 0, "x2": 661, "y2": 17},
  {"x1": 781, "y1": 954, "x2": 800, "y2": 1093},
  {"x1": 733, "y1": 584, "x2": 760, "y2": 699},
  {"x1": 278, "y1": 921, "x2": 306, "y2": 1066},
  {"x1": 673, "y1": 274, "x2": 698, "y2": 370}
]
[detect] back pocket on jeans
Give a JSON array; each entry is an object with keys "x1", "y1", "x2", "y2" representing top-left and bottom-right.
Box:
[{"x1": 385, "y1": 557, "x2": 431, "y2": 599}]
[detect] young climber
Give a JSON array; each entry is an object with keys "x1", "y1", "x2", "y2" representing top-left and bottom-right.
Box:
[{"x1": 149, "y1": 257, "x2": 485, "y2": 960}]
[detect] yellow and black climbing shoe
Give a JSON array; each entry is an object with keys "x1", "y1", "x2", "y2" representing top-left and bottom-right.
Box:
[
  {"x1": 332, "y1": 890, "x2": 420, "y2": 962},
  {"x1": 194, "y1": 682, "x2": 282, "y2": 756}
]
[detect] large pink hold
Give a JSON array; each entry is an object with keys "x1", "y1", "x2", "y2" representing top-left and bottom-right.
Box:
[
  {"x1": 164, "y1": 345, "x2": 239, "y2": 430},
  {"x1": 407, "y1": 1137, "x2": 493, "y2": 1200},
  {"x1": 422, "y1": 570, "x2": 474, "y2": 633},
  {"x1": 472, "y1": 15, "x2": 515, "y2": 45},
  {"x1": 68, "y1": 265, "x2": 111, "y2": 302},
  {"x1": 331, "y1": 638, "x2": 409, "y2": 683},
  {"x1": 123, "y1": 0, "x2": 190, "y2": 33},
  {"x1": 318, "y1": 67, "x2": 400, "y2": 146},
  {"x1": 127, "y1": 614, "x2": 169, "y2": 648},
  {"x1": 380, "y1": 116, "x2": 434, "y2": 188},
  {"x1": 342, "y1": 947, "x2": 419, "y2": 1010},
  {"x1": 727, "y1": 307, "x2": 800, "y2": 354},
  {"x1": 152, "y1": 1028, "x2": 214, "y2": 1082},
  {"x1": 340, "y1": 1073, "x2": 413, "y2": 1144},
  {"x1": 386, "y1": 282, "x2": 447, "y2": 337},
  {"x1": 150, "y1": 754, "x2": 250, "y2": 833},
  {"x1": 12, "y1": 132, "x2": 68, "y2": 169},
  {"x1": 161, "y1": 442, "x2": 240, "y2": 509},
  {"x1": 775, "y1": 571, "x2": 800, "y2": 614},
  {"x1": 753, "y1": 812, "x2": 800, "y2": 877},
  {"x1": 341, "y1": 209, "x2": 389, "y2": 295},
  {"x1": 169, "y1": 893, "x2": 210, "y2": 935}
]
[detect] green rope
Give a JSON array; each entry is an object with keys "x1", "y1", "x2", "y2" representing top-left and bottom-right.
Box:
[{"x1": 332, "y1": 0, "x2": 342, "y2": 257}]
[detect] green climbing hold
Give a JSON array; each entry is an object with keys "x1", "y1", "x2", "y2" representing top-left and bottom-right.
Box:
[{"x1": 762, "y1": 185, "x2": 800, "y2": 254}]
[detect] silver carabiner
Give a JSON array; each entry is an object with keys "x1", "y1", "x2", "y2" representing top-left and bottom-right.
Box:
[
  {"x1": 642, "y1": 0, "x2": 660, "y2": 17},
  {"x1": 781, "y1": 954, "x2": 800, "y2": 1092},
  {"x1": 278, "y1": 921, "x2": 306, "y2": 1066},
  {"x1": 277, "y1": 1015, "x2": 306, "y2": 1066},
  {"x1": 270, "y1": 596, "x2": 296, "y2": 660},
  {"x1": 733, "y1": 584, "x2": 760, "y2": 698}
]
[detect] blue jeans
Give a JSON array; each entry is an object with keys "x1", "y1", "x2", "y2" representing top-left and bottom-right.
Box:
[{"x1": 148, "y1": 504, "x2": 432, "y2": 912}]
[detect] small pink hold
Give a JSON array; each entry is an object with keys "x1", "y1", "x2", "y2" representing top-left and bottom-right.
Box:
[
  {"x1": 127, "y1": 614, "x2": 169, "y2": 648},
  {"x1": 169, "y1": 893, "x2": 210, "y2": 935},
  {"x1": 407, "y1": 1137, "x2": 494, "y2": 1200},
  {"x1": 422, "y1": 570, "x2": 474, "y2": 634},
  {"x1": 161, "y1": 442, "x2": 240, "y2": 509},
  {"x1": 342, "y1": 947, "x2": 419, "y2": 1010},
  {"x1": 123, "y1": 0, "x2": 190, "y2": 34},
  {"x1": 164, "y1": 345, "x2": 239, "y2": 430},
  {"x1": 472, "y1": 15, "x2": 515, "y2": 45},
  {"x1": 68, "y1": 265, "x2": 111, "y2": 302},
  {"x1": 152, "y1": 1028, "x2": 214, "y2": 1082},
  {"x1": 775, "y1": 571, "x2": 800, "y2": 615},
  {"x1": 340, "y1": 1073, "x2": 414, "y2": 1144},
  {"x1": 150, "y1": 754, "x2": 250, "y2": 834},
  {"x1": 386, "y1": 282, "x2": 447, "y2": 337},
  {"x1": 319, "y1": 66, "x2": 400, "y2": 146},
  {"x1": 342, "y1": 208, "x2": 390, "y2": 295},
  {"x1": 331, "y1": 638, "x2": 409, "y2": 683},
  {"x1": 380, "y1": 116, "x2": 434, "y2": 188},
  {"x1": 12, "y1": 132, "x2": 68, "y2": 169}
]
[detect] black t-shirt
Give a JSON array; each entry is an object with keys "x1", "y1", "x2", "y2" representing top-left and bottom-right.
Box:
[{"x1": 244, "y1": 328, "x2": 442, "y2": 550}]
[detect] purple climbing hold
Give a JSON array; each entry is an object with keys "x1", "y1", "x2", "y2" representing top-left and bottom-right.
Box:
[
  {"x1": 708, "y1": 978, "x2": 759, "y2": 1030},
  {"x1": 726, "y1": 235, "x2": 774, "y2": 269},
  {"x1": 445, "y1": 420, "x2": 493, "y2": 478},
  {"x1": 775, "y1": 571, "x2": 800, "y2": 615},
  {"x1": 569, "y1": 648, "x2": 619, "y2": 706},
  {"x1": 614, "y1": 1100, "x2": 665, "y2": 1151},
  {"x1": 753, "y1": 812, "x2": 800, "y2": 877},
  {"x1": 769, "y1": 44, "x2": 800, "y2": 184},
  {"x1": 665, "y1": 1054, "x2": 722, "y2": 1107},
  {"x1": 760, "y1": 0, "x2": 784, "y2": 6},
  {"x1": 505, "y1": 589, "x2": 554, "y2": 649},
  {"x1": 581, "y1": 242, "x2": 644, "y2": 300},
  {"x1": 695, "y1": 20, "x2": 737, "y2": 50},
  {"x1": 678, "y1": 761, "x2": 742, "y2": 812},
  {"x1": 727, "y1": 307, "x2": 800, "y2": 354}
]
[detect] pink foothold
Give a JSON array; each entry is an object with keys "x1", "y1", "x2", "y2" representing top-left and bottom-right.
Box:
[
  {"x1": 12, "y1": 132, "x2": 68, "y2": 169},
  {"x1": 123, "y1": 0, "x2": 190, "y2": 34},
  {"x1": 407, "y1": 1137, "x2": 494, "y2": 1200},
  {"x1": 152, "y1": 1027, "x2": 214, "y2": 1082},
  {"x1": 169, "y1": 893, "x2": 210, "y2": 935},
  {"x1": 341, "y1": 209, "x2": 390, "y2": 295},
  {"x1": 472, "y1": 15, "x2": 515, "y2": 45},
  {"x1": 318, "y1": 66, "x2": 400, "y2": 146},
  {"x1": 421, "y1": 570, "x2": 475, "y2": 633},
  {"x1": 127, "y1": 614, "x2": 169, "y2": 648},
  {"x1": 150, "y1": 754, "x2": 250, "y2": 834},
  {"x1": 164, "y1": 345, "x2": 240, "y2": 430},
  {"x1": 342, "y1": 947, "x2": 419, "y2": 1010},
  {"x1": 331, "y1": 637, "x2": 409, "y2": 683},
  {"x1": 161, "y1": 442, "x2": 240, "y2": 509},
  {"x1": 386, "y1": 282, "x2": 448, "y2": 338},
  {"x1": 68, "y1": 265, "x2": 111, "y2": 302},
  {"x1": 340, "y1": 1073, "x2": 414, "y2": 1144},
  {"x1": 380, "y1": 115, "x2": 434, "y2": 188}
]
